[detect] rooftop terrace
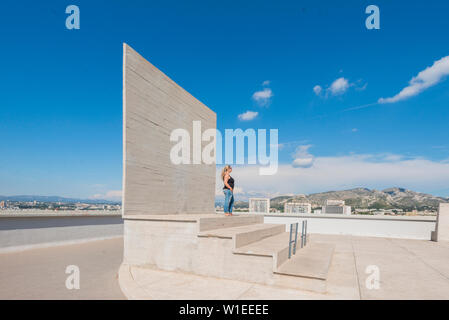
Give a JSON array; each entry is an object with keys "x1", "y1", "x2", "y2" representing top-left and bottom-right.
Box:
[{"x1": 120, "y1": 233, "x2": 449, "y2": 299}]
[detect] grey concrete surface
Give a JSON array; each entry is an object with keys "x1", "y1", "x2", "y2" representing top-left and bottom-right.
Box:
[
  {"x1": 0, "y1": 237, "x2": 125, "y2": 300},
  {"x1": 0, "y1": 215, "x2": 123, "y2": 252}
]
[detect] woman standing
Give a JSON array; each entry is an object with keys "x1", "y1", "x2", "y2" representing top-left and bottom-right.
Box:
[{"x1": 222, "y1": 165, "x2": 235, "y2": 216}]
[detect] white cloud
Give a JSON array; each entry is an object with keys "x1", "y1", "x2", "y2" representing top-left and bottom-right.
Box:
[
  {"x1": 292, "y1": 145, "x2": 314, "y2": 168},
  {"x1": 238, "y1": 110, "x2": 258, "y2": 121},
  {"x1": 379, "y1": 55, "x2": 449, "y2": 103},
  {"x1": 215, "y1": 154, "x2": 449, "y2": 198},
  {"x1": 292, "y1": 158, "x2": 314, "y2": 168},
  {"x1": 329, "y1": 77, "x2": 350, "y2": 95},
  {"x1": 271, "y1": 142, "x2": 285, "y2": 150},
  {"x1": 315, "y1": 77, "x2": 358, "y2": 98},
  {"x1": 91, "y1": 190, "x2": 122, "y2": 201},
  {"x1": 252, "y1": 88, "x2": 273, "y2": 106},
  {"x1": 262, "y1": 80, "x2": 270, "y2": 86},
  {"x1": 352, "y1": 128, "x2": 358, "y2": 132}
]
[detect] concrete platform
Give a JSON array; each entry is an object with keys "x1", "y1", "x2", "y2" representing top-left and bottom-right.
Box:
[
  {"x1": 119, "y1": 234, "x2": 449, "y2": 299},
  {"x1": 124, "y1": 213, "x2": 263, "y2": 230},
  {"x1": 123, "y1": 215, "x2": 326, "y2": 291}
]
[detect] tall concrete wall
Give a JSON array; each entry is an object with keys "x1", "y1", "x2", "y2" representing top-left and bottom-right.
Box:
[{"x1": 122, "y1": 44, "x2": 216, "y2": 216}]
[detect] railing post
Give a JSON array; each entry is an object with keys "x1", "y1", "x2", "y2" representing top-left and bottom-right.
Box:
[
  {"x1": 293, "y1": 222, "x2": 298, "y2": 255},
  {"x1": 288, "y1": 223, "x2": 293, "y2": 258},
  {"x1": 301, "y1": 220, "x2": 305, "y2": 248},
  {"x1": 288, "y1": 222, "x2": 299, "y2": 259},
  {"x1": 304, "y1": 220, "x2": 308, "y2": 246}
]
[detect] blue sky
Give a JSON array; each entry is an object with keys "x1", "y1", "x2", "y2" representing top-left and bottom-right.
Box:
[{"x1": 1, "y1": 0, "x2": 449, "y2": 200}]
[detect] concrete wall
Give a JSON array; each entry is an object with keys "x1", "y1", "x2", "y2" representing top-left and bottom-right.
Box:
[
  {"x1": 123, "y1": 43, "x2": 216, "y2": 217},
  {"x1": 262, "y1": 214, "x2": 436, "y2": 240},
  {"x1": 0, "y1": 213, "x2": 123, "y2": 253}
]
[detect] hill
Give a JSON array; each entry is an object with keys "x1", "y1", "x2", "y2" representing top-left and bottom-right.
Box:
[{"x1": 269, "y1": 187, "x2": 448, "y2": 211}]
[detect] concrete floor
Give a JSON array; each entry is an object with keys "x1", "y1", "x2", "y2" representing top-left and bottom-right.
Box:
[
  {"x1": 0, "y1": 237, "x2": 125, "y2": 300},
  {"x1": 2, "y1": 234, "x2": 449, "y2": 299},
  {"x1": 318, "y1": 234, "x2": 449, "y2": 299},
  {"x1": 120, "y1": 234, "x2": 449, "y2": 300}
]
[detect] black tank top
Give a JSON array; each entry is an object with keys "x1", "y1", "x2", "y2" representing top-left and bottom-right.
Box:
[{"x1": 224, "y1": 176, "x2": 234, "y2": 190}]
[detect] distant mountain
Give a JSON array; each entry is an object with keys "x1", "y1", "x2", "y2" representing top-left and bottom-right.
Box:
[
  {"x1": 270, "y1": 187, "x2": 449, "y2": 211},
  {"x1": 0, "y1": 195, "x2": 120, "y2": 204}
]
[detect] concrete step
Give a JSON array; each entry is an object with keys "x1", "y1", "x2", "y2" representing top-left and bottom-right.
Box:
[
  {"x1": 233, "y1": 232, "x2": 290, "y2": 269},
  {"x1": 233, "y1": 232, "x2": 311, "y2": 268},
  {"x1": 198, "y1": 223, "x2": 285, "y2": 249},
  {"x1": 274, "y1": 242, "x2": 335, "y2": 280},
  {"x1": 198, "y1": 215, "x2": 263, "y2": 232},
  {"x1": 234, "y1": 232, "x2": 290, "y2": 256}
]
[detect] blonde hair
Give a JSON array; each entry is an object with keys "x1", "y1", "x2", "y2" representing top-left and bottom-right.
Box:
[{"x1": 221, "y1": 165, "x2": 231, "y2": 181}]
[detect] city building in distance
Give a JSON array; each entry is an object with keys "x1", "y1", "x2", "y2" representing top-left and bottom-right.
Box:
[
  {"x1": 284, "y1": 202, "x2": 312, "y2": 214},
  {"x1": 322, "y1": 199, "x2": 351, "y2": 215},
  {"x1": 249, "y1": 198, "x2": 270, "y2": 214}
]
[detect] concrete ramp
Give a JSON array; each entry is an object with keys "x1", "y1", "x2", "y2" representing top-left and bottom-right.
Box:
[{"x1": 275, "y1": 243, "x2": 335, "y2": 280}]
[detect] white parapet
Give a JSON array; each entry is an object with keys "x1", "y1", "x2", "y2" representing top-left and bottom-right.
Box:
[
  {"x1": 265, "y1": 213, "x2": 436, "y2": 240},
  {"x1": 433, "y1": 203, "x2": 449, "y2": 241}
]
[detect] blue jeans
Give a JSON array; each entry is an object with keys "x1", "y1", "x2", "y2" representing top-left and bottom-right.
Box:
[{"x1": 223, "y1": 189, "x2": 234, "y2": 213}]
